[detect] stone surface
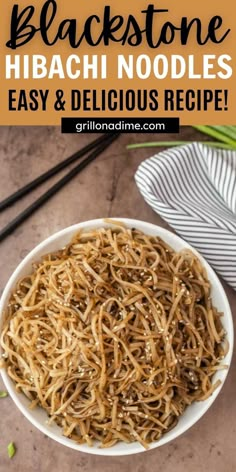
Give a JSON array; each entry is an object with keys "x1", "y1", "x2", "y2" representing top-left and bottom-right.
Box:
[{"x1": 0, "y1": 127, "x2": 235, "y2": 472}]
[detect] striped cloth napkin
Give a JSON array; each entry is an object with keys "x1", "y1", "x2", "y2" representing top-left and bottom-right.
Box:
[{"x1": 135, "y1": 142, "x2": 236, "y2": 290}]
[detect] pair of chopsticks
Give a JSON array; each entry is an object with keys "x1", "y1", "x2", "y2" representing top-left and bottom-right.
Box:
[{"x1": 0, "y1": 133, "x2": 120, "y2": 243}]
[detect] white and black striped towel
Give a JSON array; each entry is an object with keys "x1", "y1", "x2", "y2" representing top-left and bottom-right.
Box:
[{"x1": 135, "y1": 142, "x2": 236, "y2": 290}]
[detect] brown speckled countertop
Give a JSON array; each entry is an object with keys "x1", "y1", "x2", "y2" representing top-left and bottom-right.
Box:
[{"x1": 0, "y1": 128, "x2": 235, "y2": 472}]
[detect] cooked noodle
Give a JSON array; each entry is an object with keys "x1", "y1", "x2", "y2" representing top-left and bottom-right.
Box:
[{"x1": 0, "y1": 223, "x2": 228, "y2": 448}]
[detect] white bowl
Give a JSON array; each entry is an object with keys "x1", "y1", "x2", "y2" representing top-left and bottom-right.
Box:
[{"x1": 0, "y1": 218, "x2": 234, "y2": 456}]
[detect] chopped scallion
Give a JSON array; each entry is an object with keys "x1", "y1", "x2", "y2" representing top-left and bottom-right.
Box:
[
  {"x1": 7, "y1": 442, "x2": 16, "y2": 459},
  {"x1": 0, "y1": 391, "x2": 8, "y2": 398}
]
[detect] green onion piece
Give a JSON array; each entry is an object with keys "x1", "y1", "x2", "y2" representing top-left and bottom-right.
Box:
[
  {"x1": 0, "y1": 391, "x2": 8, "y2": 398},
  {"x1": 127, "y1": 141, "x2": 236, "y2": 150},
  {"x1": 7, "y1": 442, "x2": 16, "y2": 459},
  {"x1": 227, "y1": 126, "x2": 236, "y2": 133},
  {"x1": 210, "y1": 126, "x2": 236, "y2": 142},
  {"x1": 127, "y1": 125, "x2": 236, "y2": 151},
  {"x1": 127, "y1": 141, "x2": 187, "y2": 149},
  {"x1": 192, "y1": 125, "x2": 236, "y2": 145}
]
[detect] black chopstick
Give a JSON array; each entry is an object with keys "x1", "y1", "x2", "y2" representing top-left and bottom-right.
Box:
[
  {"x1": 0, "y1": 133, "x2": 120, "y2": 243},
  {"x1": 0, "y1": 133, "x2": 111, "y2": 212}
]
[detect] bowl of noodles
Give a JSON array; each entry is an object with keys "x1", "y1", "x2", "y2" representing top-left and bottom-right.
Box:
[{"x1": 0, "y1": 218, "x2": 233, "y2": 456}]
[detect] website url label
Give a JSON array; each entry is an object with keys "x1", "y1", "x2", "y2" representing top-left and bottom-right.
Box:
[{"x1": 61, "y1": 118, "x2": 179, "y2": 134}]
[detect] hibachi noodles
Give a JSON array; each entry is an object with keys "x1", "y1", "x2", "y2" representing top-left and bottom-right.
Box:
[{"x1": 0, "y1": 224, "x2": 228, "y2": 448}]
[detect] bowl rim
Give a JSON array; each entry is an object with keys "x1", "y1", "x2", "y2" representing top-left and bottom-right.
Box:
[{"x1": 0, "y1": 218, "x2": 234, "y2": 456}]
